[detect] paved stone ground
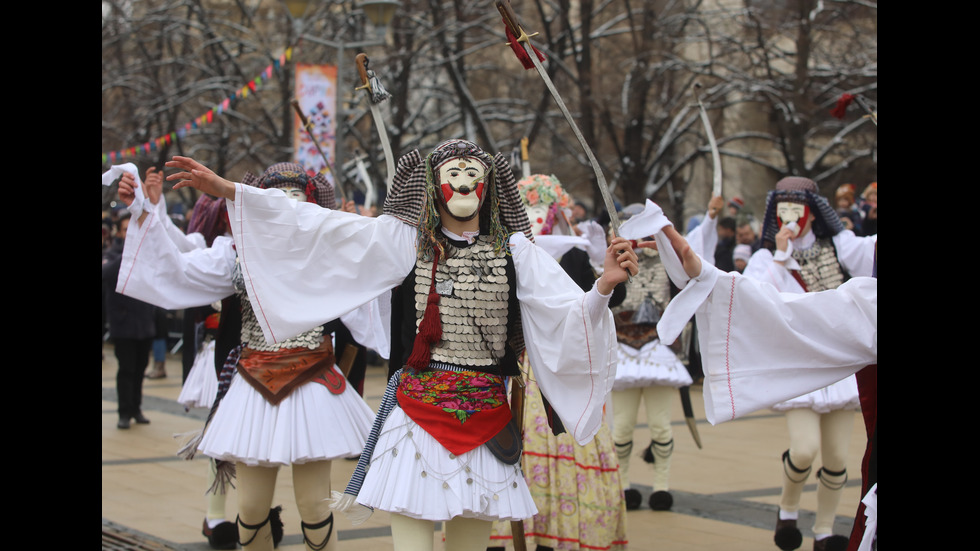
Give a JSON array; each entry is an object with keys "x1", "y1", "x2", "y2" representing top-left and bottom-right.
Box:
[{"x1": 102, "y1": 349, "x2": 864, "y2": 550}]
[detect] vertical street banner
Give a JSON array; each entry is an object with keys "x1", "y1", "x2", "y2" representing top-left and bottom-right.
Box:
[{"x1": 293, "y1": 63, "x2": 337, "y2": 185}]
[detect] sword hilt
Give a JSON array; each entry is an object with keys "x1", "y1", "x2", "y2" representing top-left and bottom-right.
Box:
[
  {"x1": 496, "y1": 0, "x2": 525, "y2": 40},
  {"x1": 355, "y1": 53, "x2": 371, "y2": 91},
  {"x1": 290, "y1": 99, "x2": 314, "y2": 132}
]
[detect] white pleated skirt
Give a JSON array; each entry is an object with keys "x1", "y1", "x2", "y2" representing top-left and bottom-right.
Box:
[
  {"x1": 612, "y1": 340, "x2": 693, "y2": 391},
  {"x1": 772, "y1": 375, "x2": 861, "y2": 413},
  {"x1": 178, "y1": 341, "x2": 218, "y2": 409},
  {"x1": 356, "y1": 407, "x2": 537, "y2": 522},
  {"x1": 199, "y1": 366, "x2": 375, "y2": 467}
]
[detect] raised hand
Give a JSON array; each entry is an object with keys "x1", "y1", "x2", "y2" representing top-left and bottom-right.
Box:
[
  {"x1": 707, "y1": 195, "x2": 724, "y2": 219},
  {"x1": 597, "y1": 237, "x2": 638, "y2": 294},
  {"x1": 166, "y1": 156, "x2": 235, "y2": 199},
  {"x1": 144, "y1": 167, "x2": 163, "y2": 205},
  {"x1": 774, "y1": 223, "x2": 798, "y2": 253},
  {"x1": 118, "y1": 172, "x2": 138, "y2": 207}
]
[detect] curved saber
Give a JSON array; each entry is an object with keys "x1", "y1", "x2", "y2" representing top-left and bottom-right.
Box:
[
  {"x1": 354, "y1": 155, "x2": 377, "y2": 211},
  {"x1": 291, "y1": 99, "x2": 348, "y2": 202},
  {"x1": 496, "y1": 0, "x2": 623, "y2": 237},
  {"x1": 679, "y1": 386, "x2": 703, "y2": 449},
  {"x1": 853, "y1": 96, "x2": 877, "y2": 127},
  {"x1": 693, "y1": 83, "x2": 722, "y2": 198},
  {"x1": 355, "y1": 53, "x2": 396, "y2": 191}
]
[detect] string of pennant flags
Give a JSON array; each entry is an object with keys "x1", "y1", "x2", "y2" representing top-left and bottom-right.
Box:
[{"x1": 102, "y1": 47, "x2": 295, "y2": 165}]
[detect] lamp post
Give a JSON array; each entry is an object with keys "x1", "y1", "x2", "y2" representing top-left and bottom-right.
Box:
[{"x1": 286, "y1": 0, "x2": 400, "y2": 198}]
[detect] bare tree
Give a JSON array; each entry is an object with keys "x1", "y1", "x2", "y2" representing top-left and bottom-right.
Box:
[{"x1": 103, "y1": 0, "x2": 876, "y2": 218}]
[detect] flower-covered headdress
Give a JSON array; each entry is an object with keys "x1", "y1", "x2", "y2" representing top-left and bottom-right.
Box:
[{"x1": 517, "y1": 174, "x2": 571, "y2": 236}]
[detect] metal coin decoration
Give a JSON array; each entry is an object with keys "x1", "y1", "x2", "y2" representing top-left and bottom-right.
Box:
[
  {"x1": 415, "y1": 235, "x2": 510, "y2": 367},
  {"x1": 436, "y1": 279, "x2": 454, "y2": 296},
  {"x1": 792, "y1": 239, "x2": 845, "y2": 292}
]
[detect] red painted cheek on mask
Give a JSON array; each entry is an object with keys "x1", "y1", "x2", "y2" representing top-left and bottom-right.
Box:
[
  {"x1": 475, "y1": 181, "x2": 485, "y2": 199},
  {"x1": 441, "y1": 183, "x2": 454, "y2": 202}
]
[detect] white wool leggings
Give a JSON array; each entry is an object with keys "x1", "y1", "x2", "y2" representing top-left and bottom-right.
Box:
[
  {"x1": 236, "y1": 460, "x2": 336, "y2": 551},
  {"x1": 390, "y1": 514, "x2": 493, "y2": 551},
  {"x1": 779, "y1": 408, "x2": 854, "y2": 536},
  {"x1": 206, "y1": 457, "x2": 228, "y2": 522},
  {"x1": 611, "y1": 385, "x2": 675, "y2": 490}
]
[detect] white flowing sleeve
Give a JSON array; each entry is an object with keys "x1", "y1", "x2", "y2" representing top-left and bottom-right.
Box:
[
  {"x1": 532, "y1": 234, "x2": 590, "y2": 260},
  {"x1": 576, "y1": 220, "x2": 608, "y2": 272},
  {"x1": 115, "y1": 204, "x2": 237, "y2": 310},
  {"x1": 621, "y1": 201, "x2": 877, "y2": 424},
  {"x1": 694, "y1": 275, "x2": 876, "y2": 424},
  {"x1": 833, "y1": 230, "x2": 877, "y2": 277},
  {"x1": 742, "y1": 248, "x2": 805, "y2": 293},
  {"x1": 510, "y1": 233, "x2": 617, "y2": 445},
  {"x1": 145, "y1": 195, "x2": 207, "y2": 252},
  {"x1": 227, "y1": 184, "x2": 417, "y2": 345},
  {"x1": 339, "y1": 291, "x2": 392, "y2": 360}
]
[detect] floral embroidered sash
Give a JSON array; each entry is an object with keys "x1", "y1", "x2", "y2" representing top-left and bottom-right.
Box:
[{"x1": 396, "y1": 368, "x2": 511, "y2": 456}]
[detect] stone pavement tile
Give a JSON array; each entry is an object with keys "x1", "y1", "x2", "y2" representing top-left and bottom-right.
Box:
[{"x1": 104, "y1": 350, "x2": 867, "y2": 551}]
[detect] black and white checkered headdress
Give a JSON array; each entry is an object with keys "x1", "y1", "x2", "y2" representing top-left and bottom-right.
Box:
[
  {"x1": 383, "y1": 139, "x2": 532, "y2": 260},
  {"x1": 241, "y1": 162, "x2": 336, "y2": 210},
  {"x1": 760, "y1": 176, "x2": 844, "y2": 249}
]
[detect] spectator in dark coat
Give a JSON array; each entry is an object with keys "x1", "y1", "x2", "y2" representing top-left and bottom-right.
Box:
[{"x1": 103, "y1": 212, "x2": 158, "y2": 429}]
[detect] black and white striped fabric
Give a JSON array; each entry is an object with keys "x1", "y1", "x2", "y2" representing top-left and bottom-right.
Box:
[
  {"x1": 240, "y1": 162, "x2": 336, "y2": 210},
  {"x1": 341, "y1": 367, "x2": 404, "y2": 504},
  {"x1": 381, "y1": 140, "x2": 532, "y2": 242}
]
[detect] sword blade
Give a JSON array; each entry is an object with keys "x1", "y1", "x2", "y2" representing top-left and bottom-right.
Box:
[
  {"x1": 368, "y1": 102, "x2": 396, "y2": 191},
  {"x1": 519, "y1": 44, "x2": 622, "y2": 235},
  {"x1": 693, "y1": 85, "x2": 722, "y2": 198},
  {"x1": 679, "y1": 386, "x2": 703, "y2": 449}
]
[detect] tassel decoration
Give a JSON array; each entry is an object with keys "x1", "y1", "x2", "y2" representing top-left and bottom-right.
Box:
[
  {"x1": 830, "y1": 93, "x2": 854, "y2": 119},
  {"x1": 206, "y1": 460, "x2": 237, "y2": 495},
  {"x1": 503, "y1": 18, "x2": 546, "y2": 70},
  {"x1": 328, "y1": 491, "x2": 374, "y2": 525},
  {"x1": 174, "y1": 428, "x2": 204, "y2": 460},
  {"x1": 406, "y1": 248, "x2": 442, "y2": 369}
]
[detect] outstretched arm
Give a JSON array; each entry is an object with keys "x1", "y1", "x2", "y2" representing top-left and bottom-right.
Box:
[
  {"x1": 639, "y1": 225, "x2": 702, "y2": 280},
  {"x1": 166, "y1": 156, "x2": 236, "y2": 200}
]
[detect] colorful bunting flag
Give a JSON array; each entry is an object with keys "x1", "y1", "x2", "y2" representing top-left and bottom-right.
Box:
[{"x1": 102, "y1": 45, "x2": 297, "y2": 163}]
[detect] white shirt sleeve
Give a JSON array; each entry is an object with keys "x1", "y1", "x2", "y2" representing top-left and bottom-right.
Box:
[
  {"x1": 576, "y1": 219, "x2": 608, "y2": 273},
  {"x1": 510, "y1": 233, "x2": 617, "y2": 445},
  {"x1": 685, "y1": 211, "x2": 718, "y2": 266},
  {"x1": 115, "y1": 204, "x2": 237, "y2": 310},
  {"x1": 228, "y1": 183, "x2": 417, "y2": 345},
  {"x1": 833, "y1": 230, "x2": 877, "y2": 277},
  {"x1": 742, "y1": 248, "x2": 805, "y2": 293},
  {"x1": 625, "y1": 202, "x2": 877, "y2": 424},
  {"x1": 694, "y1": 274, "x2": 876, "y2": 424}
]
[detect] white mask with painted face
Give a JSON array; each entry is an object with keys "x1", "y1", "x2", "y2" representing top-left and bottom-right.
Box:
[
  {"x1": 776, "y1": 201, "x2": 807, "y2": 237},
  {"x1": 437, "y1": 158, "x2": 488, "y2": 221},
  {"x1": 525, "y1": 204, "x2": 550, "y2": 236},
  {"x1": 280, "y1": 187, "x2": 308, "y2": 204}
]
